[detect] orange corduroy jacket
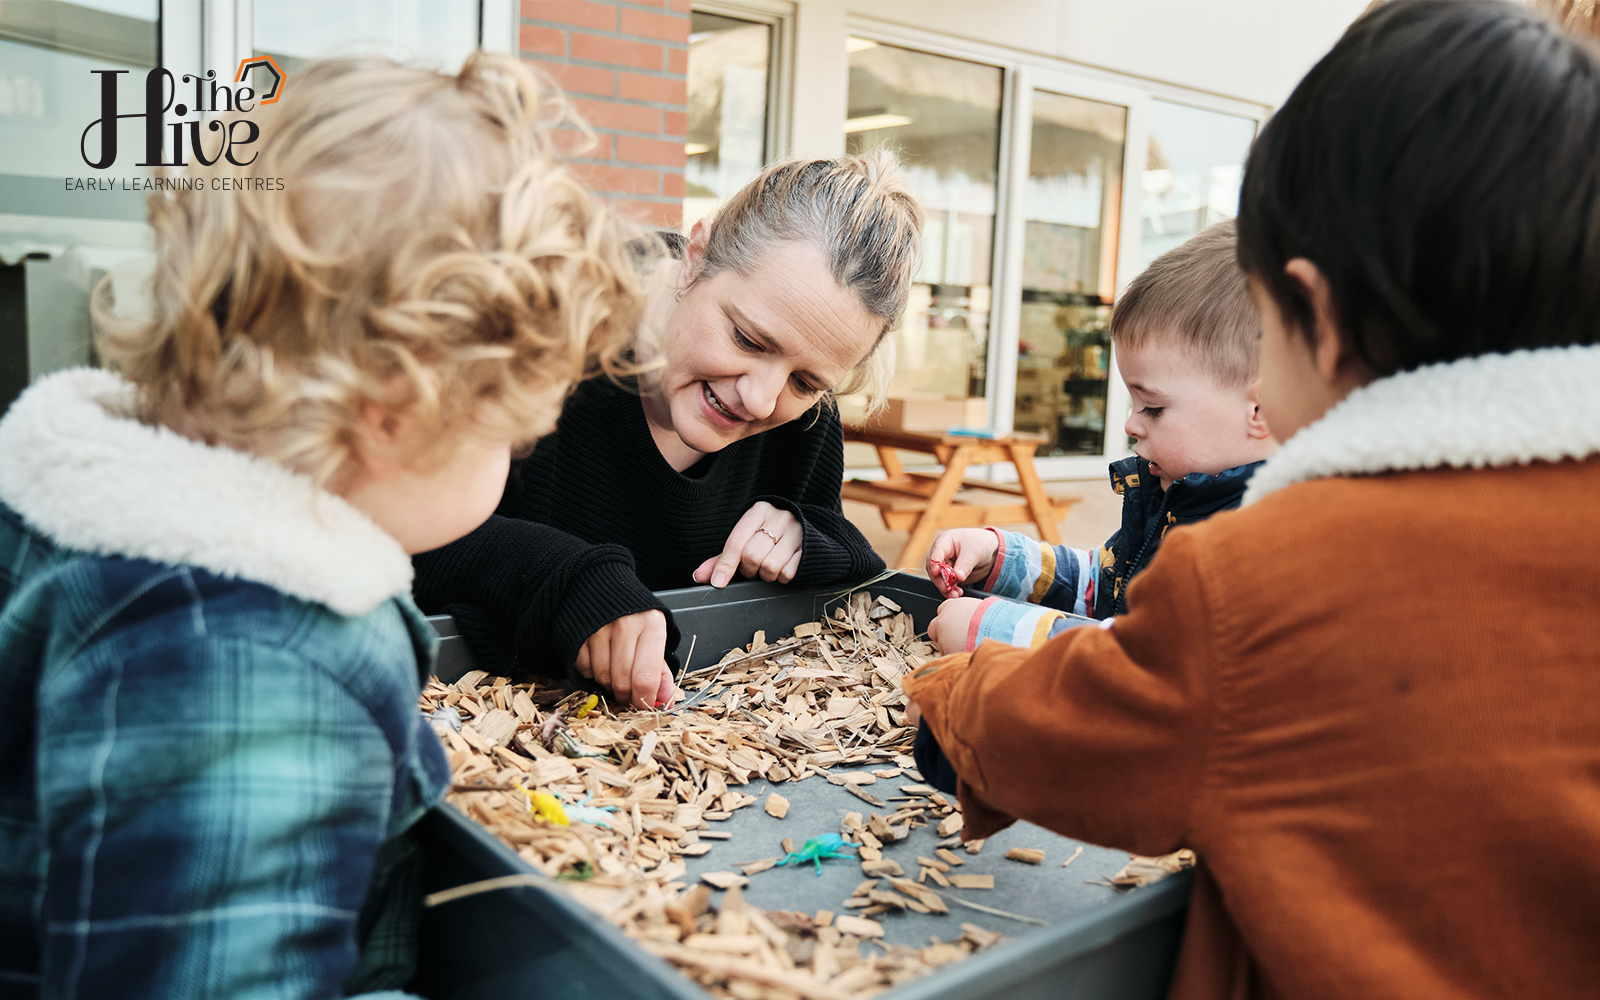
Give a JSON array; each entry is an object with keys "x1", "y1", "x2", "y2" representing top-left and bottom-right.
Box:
[{"x1": 904, "y1": 347, "x2": 1600, "y2": 1000}]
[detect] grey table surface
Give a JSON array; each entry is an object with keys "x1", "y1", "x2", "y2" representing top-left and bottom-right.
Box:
[{"x1": 677, "y1": 766, "x2": 1139, "y2": 952}]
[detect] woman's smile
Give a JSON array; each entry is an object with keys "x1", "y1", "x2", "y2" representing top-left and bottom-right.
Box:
[
  {"x1": 700, "y1": 381, "x2": 743, "y2": 426},
  {"x1": 642, "y1": 238, "x2": 882, "y2": 471}
]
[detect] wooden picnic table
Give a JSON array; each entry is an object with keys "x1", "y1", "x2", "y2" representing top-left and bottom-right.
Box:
[{"x1": 841, "y1": 424, "x2": 1081, "y2": 569}]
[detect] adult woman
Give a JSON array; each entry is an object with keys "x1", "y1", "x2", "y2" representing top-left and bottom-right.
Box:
[{"x1": 413, "y1": 152, "x2": 923, "y2": 708}]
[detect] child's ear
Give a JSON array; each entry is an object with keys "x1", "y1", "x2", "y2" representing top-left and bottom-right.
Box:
[
  {"x1": 350, "y1": 401, "x2": 412, "y2": 480},
  {"x1": 1284, "y1": 258, "x2": 1361, "y2": 384},
  {"x1": 1243, "y1": 379, "x2": 1273, "y2": 440}
]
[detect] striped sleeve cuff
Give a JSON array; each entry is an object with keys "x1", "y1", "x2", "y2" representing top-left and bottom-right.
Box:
[
  {"x1": 984, "y1": 529, "x2": 1040, "y2": 598},
  {"x1": 969, "y1": 595, "x2": 1069, "y2": 651}
]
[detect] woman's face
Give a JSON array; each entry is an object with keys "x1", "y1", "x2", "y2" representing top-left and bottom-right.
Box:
[{"x1": 651, "y1": 238, "x2": 882, "y2": 456}]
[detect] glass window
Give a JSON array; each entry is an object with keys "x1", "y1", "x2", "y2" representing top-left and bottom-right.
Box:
[
  {"x1": 0, "y1": 0, "x2": 161, "y2": 412},
  {"x1": 1139, "y1": 98, "x2": 1257, "y2": 267},
  {"x1": 845, "y1": 40, "x2": 1002, "y2": 410},
  {"x1": 685, "y1": 11, "x2": 771, "y2": 230},
  {"x1": 1014, "y1": 90, "x2": 1127, "y2": 457},
  {"x1": 254, "y1": 1, "x2": 481, "y2": 76}
]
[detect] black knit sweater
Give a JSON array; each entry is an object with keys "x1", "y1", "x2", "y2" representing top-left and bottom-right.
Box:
[{"x1": 411, "y1": 376, "x2": 884, "y2": 679}]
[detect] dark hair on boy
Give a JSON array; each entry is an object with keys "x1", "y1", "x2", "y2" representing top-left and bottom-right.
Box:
[
  {"x1": 1111, "y1": 219, "x2": 1258, "y2": 388},
  {"x1": 1236, "y1": 0, "x2": 1600, "y2": 377}
]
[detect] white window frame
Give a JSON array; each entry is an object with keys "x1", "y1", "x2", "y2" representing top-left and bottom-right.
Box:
[
  {"x1": 690, "y1": 0, "x2": 795, "y2": 166},
  {"x1": 175, "y1": 0, "x2": 512, "y2": 83},
  {"x1": 824, "y1": 14, "x2": 1267, "y2": 479},
  {"x1": 998, "y1": 66, "x2": 1148, "y2": 479}
]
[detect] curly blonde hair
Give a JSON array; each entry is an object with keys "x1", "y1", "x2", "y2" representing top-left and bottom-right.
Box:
[{"x1": 96, "y1": 53, "x2": 643, "y2": 486}]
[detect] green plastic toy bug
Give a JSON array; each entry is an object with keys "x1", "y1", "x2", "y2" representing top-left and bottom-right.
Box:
[{"x1": 777, "y1": 834, "x2": 857, "y2": 876}]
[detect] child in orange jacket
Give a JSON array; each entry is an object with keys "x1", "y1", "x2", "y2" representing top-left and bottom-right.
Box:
[{"x1": 906, "y1": 4, "x2": 1600, "y2": 998}]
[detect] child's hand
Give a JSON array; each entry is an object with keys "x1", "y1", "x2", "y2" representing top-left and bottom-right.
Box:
[
  {"x1": 925, "y1": 529, "x2": 1000, "y2": 598},
  {"x1": 929, "y1": 597, "x2": 983, "y2": 655},
  {"x1": 576, "y1": 610, "x2": 677, "y2": 710}
]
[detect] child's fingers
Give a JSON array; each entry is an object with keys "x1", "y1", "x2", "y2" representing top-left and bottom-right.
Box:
[
  {"x1": 929, "y1": 597, "x2": 980, "y2": 654},
  {"x1": 951, "y1": 529, "x2": 998, "y2": 585}
]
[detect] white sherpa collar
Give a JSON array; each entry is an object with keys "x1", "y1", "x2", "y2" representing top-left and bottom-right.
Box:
[
  {"x1": 0, "y1": 368, "x2": 412, "y2": 616},
  {"x1": 1243, "y1": 345, "x2": 1600, "y2": 506}
]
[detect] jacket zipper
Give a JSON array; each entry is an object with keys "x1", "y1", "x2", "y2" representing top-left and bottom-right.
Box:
[{"x1": 1115, "y1": 481, "x2": 1179, "y2": 616}]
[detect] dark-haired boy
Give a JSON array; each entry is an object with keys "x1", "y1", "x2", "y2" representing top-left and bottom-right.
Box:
[
  {"x1": 906, "y1": 2, "x2": 1600, "y2": 996},
  {"x1": 925, "y1": 220, "x2": 1274, "y2": 653}
]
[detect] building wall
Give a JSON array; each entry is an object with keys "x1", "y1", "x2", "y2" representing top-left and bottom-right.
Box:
[{"x1": 519, "y1": 0, "x2": 690, "y2": 228}]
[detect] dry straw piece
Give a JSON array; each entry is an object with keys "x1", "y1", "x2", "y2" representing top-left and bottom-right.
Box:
[{"x1": 420, "y1": 590, "x2": 1011, "y2": 998}]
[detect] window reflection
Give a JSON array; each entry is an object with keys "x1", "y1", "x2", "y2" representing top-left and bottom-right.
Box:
[
  {"x1": 0, "y1": 0, "x2": 161, "y2": 412},
  {"x1": 845, "y1": 39, "x2": 1001, "y2": 406},
  {"x1": 685, "y1": 12, "x2": 770, "y2": 230},
  {"x1": 1140, "y1": 99, "x2": 1256, "y2": 267},
  {"x1": 254, "y1": 0, "x2": 480, "y2": 76},
  {"x1": 1014, "y1": 91, "x2": 1126, "y2": 457}
]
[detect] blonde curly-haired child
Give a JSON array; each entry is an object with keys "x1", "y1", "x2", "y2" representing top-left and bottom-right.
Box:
[{"x1": 0, "y1": 54, "x2": 640, "y2": 998}]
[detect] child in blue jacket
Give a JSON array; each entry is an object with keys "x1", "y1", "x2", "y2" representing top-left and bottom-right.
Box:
[
  {"x1": 0, "y1": 55, "x2": 640, "y2": 999},
  {"x1": 926, "y1": 222, "x2": 1275, "y2": 653}
]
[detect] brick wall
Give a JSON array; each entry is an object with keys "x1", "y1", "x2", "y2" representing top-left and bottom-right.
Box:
[{"x1": 520, "y1": 0, "x2": 689, "y2": 230}]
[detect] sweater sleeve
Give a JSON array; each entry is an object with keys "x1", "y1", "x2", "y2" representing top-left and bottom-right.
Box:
[
  {"x1": 411, "y1": 515, "x2": 681, "y2": 682},
  {"x1": 902, "y1": 527, "x2": 1218, "y2": 853},
  {"x1": 759, "y1": 405, "x2": 885, "y2": 586},
  {"x1": 984, "y1": 529, "x2": 1103, "y2": 618}
]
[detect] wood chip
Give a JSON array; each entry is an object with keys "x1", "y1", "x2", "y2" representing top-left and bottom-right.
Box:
[
  {"x1": 764, "y1": 792, "x2": 790, "y2": 819},
  {"x1": 842, "y1": 783, "x2": 886, "y2": 807},
  {"x1": 833, "y1": 916, "x2": 885, "y2": 939},
  {"x1": 936, "y1": 848, "x2": 965, "y2": 867},
  {"x1": 964, "y1": 838, "x2": 985, "y2": 855},
  {"x1": 423, "y1": 590, "x2": 993, "y2": 1000},
  {"x1": 1005, "y1": 848, "x2": 1046, "y2": 865},
  {"x1": 936, "y1": 814, "x2": 964, "y2": 838},
  {"x1": 700, "y1": 871, "x2": 750, "y2": 890},
  {"x1": 948, "y1": 874, "x2": 994, "y2": 889},
  {"x1": 916, "y1": 856, "x2": 949, "y2": 872}
]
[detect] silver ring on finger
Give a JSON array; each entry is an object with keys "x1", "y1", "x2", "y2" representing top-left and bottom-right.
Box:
[{"x1": 757, "y1": 527, "x2": 780, "y2": 543}]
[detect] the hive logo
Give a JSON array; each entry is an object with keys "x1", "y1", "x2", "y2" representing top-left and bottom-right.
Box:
[{"x1": 79, "y1": 55, "x2": 288, "y2": 169}]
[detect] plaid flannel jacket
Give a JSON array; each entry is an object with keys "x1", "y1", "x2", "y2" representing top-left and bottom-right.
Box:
[{"x1": 0, "y1": 505, "x2": 450, "y2": 998}]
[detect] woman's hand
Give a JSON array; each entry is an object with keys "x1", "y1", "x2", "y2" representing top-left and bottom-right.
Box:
[
  {"x1": 575, "y1": 610, "x2": 677, "y2": 709},
  {"x1": 928, "y1": 596, "x2": 983, "y2": 655},
  {"x1": 694, "y1": 502, "x2": 802, "y2": 588},
  {"x1": 925, "y1": 529, "x2": 1000, "y2": 598}
]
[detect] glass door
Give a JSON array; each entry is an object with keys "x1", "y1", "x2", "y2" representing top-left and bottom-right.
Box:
[{"x1": 992, "y1": 71, "x2": 1146, "y2": 477}]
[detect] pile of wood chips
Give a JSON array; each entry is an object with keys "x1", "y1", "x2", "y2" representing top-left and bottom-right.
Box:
[{"x1": 420, "y1": 591, "x2": 1007, "y2": 999}]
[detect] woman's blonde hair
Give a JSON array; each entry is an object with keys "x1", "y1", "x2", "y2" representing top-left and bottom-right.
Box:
[
  {"x1": 692, "y1": 150, "x2": 923, "y2": 414},
  {"x1": 96, "y1": 53, "x2": 642, "y2": 486}
]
